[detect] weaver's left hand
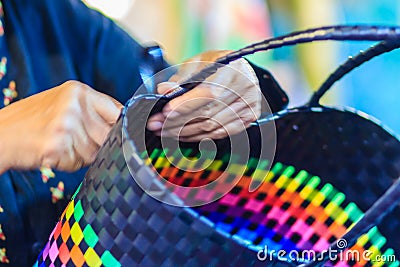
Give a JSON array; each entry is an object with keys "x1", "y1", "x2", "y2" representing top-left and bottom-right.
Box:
[{"x1": 147, "y1": 50, "x2": 261, "y2": 142}]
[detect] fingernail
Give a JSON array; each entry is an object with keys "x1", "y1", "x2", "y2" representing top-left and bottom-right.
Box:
[{"x1": 147, "y1": 121, "x2": 163, "y2": 131}]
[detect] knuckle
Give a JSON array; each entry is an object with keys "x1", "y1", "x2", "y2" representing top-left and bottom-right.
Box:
[
  {"x1": 53, "y1": 114, "x2": 76, "y2": 134},
  {"x1": 213, "y1": 88, "x2": 226, "y2": 101},
  {"x1": 199, "y1": 84, "x2": 218, "y2": 99},
  {"x1": 63, "y1": 80, "x2": 80, "y2": 87},
  {"x1": 201, "y1": 103, "x2": 214, "y2": 118},
  {"x1": 241, "y1": 111, "x2": 258, "y2": 123},
  {"x1": 63, "y1": 80, "x2": 82, "y2": 90},
  {"x1": 62, "y1": 80, "x2": 88, "y2": 96},
  {"x1": 200, "y1": 119, "x2": 219, "y2": 132},
  {"x1": 247, "y1": 111, "x2": 258, "y2": 122},
  {"x1": 243, "y1": 99, "x2": 261, "y2": 118},
  {"x1": 213, "y1": 128, "x2": 228, "y2": 139},
  {"x1": 200, "y1": 100, "x2": 222, "y2": 119},
  {"x1": 50, "y1": 98, "x2": 82, "y2": 124},
  {"x1": 207, "y1": 86, "x2": 219, "y2": 99}
]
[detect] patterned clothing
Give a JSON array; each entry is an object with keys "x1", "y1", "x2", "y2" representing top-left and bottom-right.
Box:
[
  {"x1": 0, "y1": 0, "x2": 286, "y2": 266},
  {"x1": 0, "y1": 1, "x2": 167, "y2": 265}
]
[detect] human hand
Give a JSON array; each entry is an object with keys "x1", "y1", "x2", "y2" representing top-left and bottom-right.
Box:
[
  {"x1": 0, "y1": 81, "x2": 122, "y2": 173},
  {"x1": 147, "y1": 50, "x2": 261, "y2": 142}
]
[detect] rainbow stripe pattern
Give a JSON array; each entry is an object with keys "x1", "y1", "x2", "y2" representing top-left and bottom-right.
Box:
[
  {"x1": 36, "y1": 198, "x2": 121, "y2": 267},
  {"x1": 147, "y1": 148, "x2": 398, "y2": 266},
  {"x1": 37, "y1": 147, "x2": 398, "y2": 266}
]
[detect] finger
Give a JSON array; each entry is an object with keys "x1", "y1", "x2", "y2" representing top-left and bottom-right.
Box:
[
  {"x1": 164, "y1": 66, "x2": 235, "y2": 115},
  {"x1": 163, "y1": 56, "x2": 220, "y2": 114},
  {"x1": 160, "y1": 96, "x2": 226, "y2": 131},
  {"x1": 42, "y1": 134, "x2": 82, "y2": 172},
  {"x1": 156, "y1": 82, "x2": 180, "y2": 95},
  {"x1": 161, "y1": 86, "x2": 243, "y2": 130},
  {"x1": 147, "y1": 112, "x2": 165, "y2": 131},
  {"x1": 162, "y1": 84, "x2": 219, "y2": 117},
  {"x1": 159, "y1": 55, "x2": 259, "y2": 132},
  {"x1": 72, "y1": 120, "x2": 100, "y2": 165},
  {"x1": 178, "y1": 116, "x2": 252, "y2": 142},
  {"x1": 83, "y1": 104, "x2": 113, "y2": 146},
  {"x1": 90, "y1": 90, "x2": 123, "y2": 124},
  {"x1": 179, "y1": 102, "x2": 256, "y2": 141},
  {"x1": 162, "y1": 83, "x2": 260, "y2": 132},
  {"x1": 204, "y1": 60, "x2": 257, "y2": 103},
  {"x1": 56, "y1": 151, "x2": 84, "y2": 172},
  {"x1": 163, "y1": 100, "x2": 252, "y2": 137},
  {"x1": 163, "y1": 63, "x2": 254, "y2": 117},
  {"x1": 41, "y1": 114, "x2": 101, "y2": 172},
  {"x1": 168, "y1": 58, "x2": 204, "y2": 83}
]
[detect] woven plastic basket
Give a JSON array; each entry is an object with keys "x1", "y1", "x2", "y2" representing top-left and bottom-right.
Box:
[{"x1": 36, "y1": 26, "x2": 400, "y2": 267}]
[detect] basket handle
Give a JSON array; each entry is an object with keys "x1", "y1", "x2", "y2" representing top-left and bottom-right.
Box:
[
  {"x1": 308, "y1": 39, "x2": 400, "y2": 106},
  {"x1": 164, "y1": 25, "x2": 400, "y2": 101},
  {"x1": 302, "y1": 177, "x2": 400, "y2": 267}
]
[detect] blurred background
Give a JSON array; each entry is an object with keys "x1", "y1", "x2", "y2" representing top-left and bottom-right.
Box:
[{"x1": 84, "y1": 0, "x2": 400, "y2": 133}]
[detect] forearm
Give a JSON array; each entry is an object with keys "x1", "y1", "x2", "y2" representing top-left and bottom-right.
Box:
[
  {"x1": 0, "y1": 107, "x2": 16, "y2": 173},
  {"x1": 0, "y1": 136, "x2": 9, "y2": 174}
]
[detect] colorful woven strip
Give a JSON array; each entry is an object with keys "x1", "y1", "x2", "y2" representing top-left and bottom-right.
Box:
[
  {"x1": 145, "y1": 147, "x2": 398, "y2": 267},
  {"x1": 36, "y1": 199, "x2": 120, "y2": 267},
  {"x1": 37, "y1": 145, "x2": 398, "y2": 267}
]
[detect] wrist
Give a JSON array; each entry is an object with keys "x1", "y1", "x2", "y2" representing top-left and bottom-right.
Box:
[{"x1": 245, "y1": 60, "x2": 288, "y2": 114}]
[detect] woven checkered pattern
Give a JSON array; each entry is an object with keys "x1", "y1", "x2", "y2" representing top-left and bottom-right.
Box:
[
  {"x1": 37, "y1": 114, "x2": 289, "y2": 267},
  {"x1": 147, "y1": 148, "x2": 398, "y2": 267},
  {"x1": 37, "y1": 199, "x2": 120, "y2": 267},
  {"x1": 272, "y1": 107, "x2": 400, "y2": 252},
  {"x1": 37, "y1": 96, "x2": 400, "y2": 266}
]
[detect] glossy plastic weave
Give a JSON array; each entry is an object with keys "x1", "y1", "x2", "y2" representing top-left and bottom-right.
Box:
[{"x1": 37, "y1": 26, "x2": 400, "y2": 267}]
